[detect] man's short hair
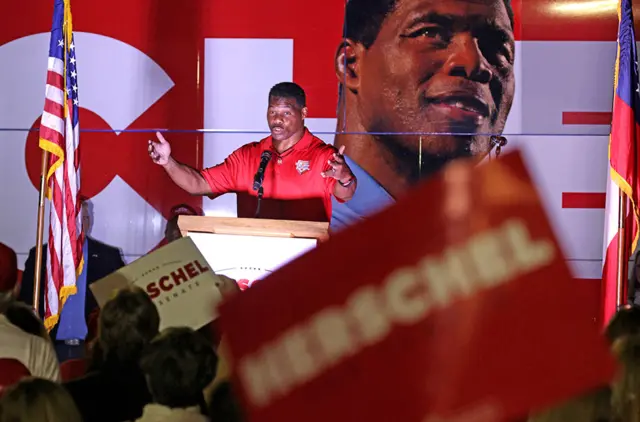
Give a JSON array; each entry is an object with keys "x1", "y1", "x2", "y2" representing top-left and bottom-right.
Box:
[
  {"x1": 4, "y1": 301, "x2": 47, "y2": 338},
  {"x1": 268, "y1": 82, "x2": 306, "y2": 108},
  {"x1": 344, "y1": 0, "x2": 514, "y2": 49},
  {"x1": 606, "y1": 306, "x2": 640, "y2": 343},
  {"x1": 140, "y1": 327, "x2": 218, "y2": 408},
  {"x1": 99, "y1": 286, "x2": 160, "y2": 364}
]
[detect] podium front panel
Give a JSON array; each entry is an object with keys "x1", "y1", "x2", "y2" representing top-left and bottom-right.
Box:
[{"x1": 187, "y1": 232, "x2": 317, "y2": 287}]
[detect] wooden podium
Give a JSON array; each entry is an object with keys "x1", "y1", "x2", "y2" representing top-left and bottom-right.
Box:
[{"x1": 177, "y1": 216, "x2": 328, "y2": 287}]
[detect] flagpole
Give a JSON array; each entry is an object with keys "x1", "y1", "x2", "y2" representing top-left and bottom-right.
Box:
[
  {"x1": 617, "y1": 189, "x2": 629, "y2": 309},
  {"x1": 33, "y1": 150, "x2": 49, "y2": 316}
]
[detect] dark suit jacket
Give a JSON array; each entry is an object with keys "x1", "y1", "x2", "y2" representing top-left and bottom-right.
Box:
[{"x1": 19, "y1": 237, "x2": 125, "y2": 329}]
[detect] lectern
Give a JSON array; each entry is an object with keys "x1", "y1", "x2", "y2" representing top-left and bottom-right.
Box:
[{"x1": 177, "y1": 216, "x2": 329, "y2": 288}]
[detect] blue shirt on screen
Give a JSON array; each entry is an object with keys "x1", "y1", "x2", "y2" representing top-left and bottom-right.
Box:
[{"x1": 330, "y1": 156, "x2": 395, "y2": 232}]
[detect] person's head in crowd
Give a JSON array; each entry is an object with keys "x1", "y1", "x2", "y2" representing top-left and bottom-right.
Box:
[
  {"x1": 0, "y1": 242, "x2": 17, "y2": 294},
  {"x1": 99, "y1": 286, "x2": 160, "y2": 366},
  {"x1": 605, "y1": 306, "x2": 640, "y2": 357},
  {"x1": 611, "y1": 334, "x2": 640, "y2": 422},
  {"x1": 526, "y1": 386, "x2": 611, "y2": 422},
  {"x1": 3, "y1": 301, "x2": 48, "y2": 340},
  {"x1": 0, "y1": 377, "x2": 82, "y2": 422},
  {"x1": 165, "y1": 204, "x2": 204, "y2": 243},
  {"x1": 208, "y1": 381, "x2": 245, "y2": 422},
  {"x1": 79, "y1": 196, "x2": 93, "y2": 235},
  {"x1": 0, "y1": 291, "x2": 11, "y2": 315},
  {"x1": 335, "y1": 0, "x2": 515, "y2": 195},
  {"x1": 605, "y1": 309, "x2": 640, "y2": 422},
  {"x1": 140, "y1": 327, "x2": 217, "y2": 410}
]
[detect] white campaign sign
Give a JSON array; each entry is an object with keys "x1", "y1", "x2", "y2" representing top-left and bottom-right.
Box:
[{"x1": 90, "y1": 237, "x2": 223, "y2": 330}]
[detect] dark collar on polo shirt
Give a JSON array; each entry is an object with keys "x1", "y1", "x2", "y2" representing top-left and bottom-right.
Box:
[{"x1": 266, "y1": 128, "x2": 314, "y2": 158}]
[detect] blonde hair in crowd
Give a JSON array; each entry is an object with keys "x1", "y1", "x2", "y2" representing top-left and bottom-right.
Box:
[
  {"x1": 612, "y1": 335, "x2": 640, "y2": 422},
  {"x1": 0, "y1": 378, "x2": 82, "y2": 422},
  {"x1": 526, "y1": 386, "x2": 611, "y2": 422}
]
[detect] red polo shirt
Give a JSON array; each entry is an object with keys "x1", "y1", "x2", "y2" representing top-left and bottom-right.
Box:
[{"x1": 201, "y1": 128, "x2": 337, "y2": 222}]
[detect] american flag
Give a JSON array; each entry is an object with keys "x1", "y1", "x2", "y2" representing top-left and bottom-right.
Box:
[
  {"x1": 601, "y1": 0, "x2": 640, "y2": 325},
  {"x1": 39, "y1": 0, "x2": 84, "y2": 331}
]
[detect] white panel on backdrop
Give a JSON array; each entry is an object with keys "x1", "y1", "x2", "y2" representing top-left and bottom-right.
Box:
[
  {"x1": 502, "y1": 43, "x2": 523, "y2": 135},
  {"x1": 305, "y1": 118, "x2": 339, "y2": 146},
  {"x1": 74, "y1": 33, "x2": 175, "y2": 133},
  {"x1": 519, "y1": 41, "x2": 623, "y2": 135},
  {"x1": 0, "y1": 32, "x2": 174, "y2": 268},
  {"x1": 505, "y1": 136, "x2": 608, "y2": 279},
  {"x1": 91, "y1": 176, "x2": 165, "y2": 264},
  {"x1": 204, "y1": 38, "x2": 293, "y2": 130},
  {"x1": 203, "y1": 38, "x2": 294, "y2": 218},
  {"x1": 0, "y1": 34, "x2": 53, "y2": 265},
  {"x1": 571, "y1": 260, "x2": 604, "y2": 280}
]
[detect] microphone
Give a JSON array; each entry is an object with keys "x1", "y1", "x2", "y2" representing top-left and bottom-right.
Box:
[
  {"x1": 253, "y1": 150, "x2": 272, "y2": 191},
  {"x1": 253, "y1": 151, "x2": 272, "y2": 218}
]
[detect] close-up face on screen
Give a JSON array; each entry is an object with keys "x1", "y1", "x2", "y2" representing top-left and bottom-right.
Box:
[{"x1": 336, "y1": 0, "x2": 516, "y2": 196}]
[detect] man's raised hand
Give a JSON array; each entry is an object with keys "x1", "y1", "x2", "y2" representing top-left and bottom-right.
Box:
[
  {"x1": 148, "y1": 132, "x2": 172, "y2": 166},
  {"x1": 321, "y1": 145, "x2": 353, "y2": 183}
]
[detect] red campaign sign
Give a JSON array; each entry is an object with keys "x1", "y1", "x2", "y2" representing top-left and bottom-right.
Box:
[{"x1": 218, "y1": 151, "x2": 616, "y2": 422}]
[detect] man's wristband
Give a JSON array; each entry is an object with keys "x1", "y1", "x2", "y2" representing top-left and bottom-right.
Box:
[{"x1": 338, "y1": 176, "x2": 355, "y2": 187}]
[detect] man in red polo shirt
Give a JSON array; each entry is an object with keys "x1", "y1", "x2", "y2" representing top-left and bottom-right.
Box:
[{"x1": 148, "y1": 82, "x2": 356, "y2": 222}]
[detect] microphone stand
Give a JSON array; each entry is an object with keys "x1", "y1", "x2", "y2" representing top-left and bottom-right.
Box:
[
  {"x1": 254, "y1": 185, "x2": 264, "y2": 218},
  {"x1": 253, "y1": 150, "x2": 271, "y2": 218}
]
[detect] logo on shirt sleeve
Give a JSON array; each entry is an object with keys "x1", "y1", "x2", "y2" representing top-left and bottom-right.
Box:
[{"x1": 295, "y1": 160, "x2": 310, "y2": 175}]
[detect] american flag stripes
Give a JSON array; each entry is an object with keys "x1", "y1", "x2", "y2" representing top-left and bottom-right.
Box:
[
  {"x1": 39, "y1": 0, "x2": 84, "y2": 331},
  {"x1": 601, "y1": 0, "x2": 640, "y2": 325}
]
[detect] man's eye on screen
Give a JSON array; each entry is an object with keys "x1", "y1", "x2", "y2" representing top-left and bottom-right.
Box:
[{"x1": 405, "y1": 25, "x2": 452, "y2": 43}]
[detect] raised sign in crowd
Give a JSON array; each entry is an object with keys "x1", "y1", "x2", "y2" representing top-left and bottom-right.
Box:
[{"x1": 0, "y1": 151, "x2": 637, "y2": 422}]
